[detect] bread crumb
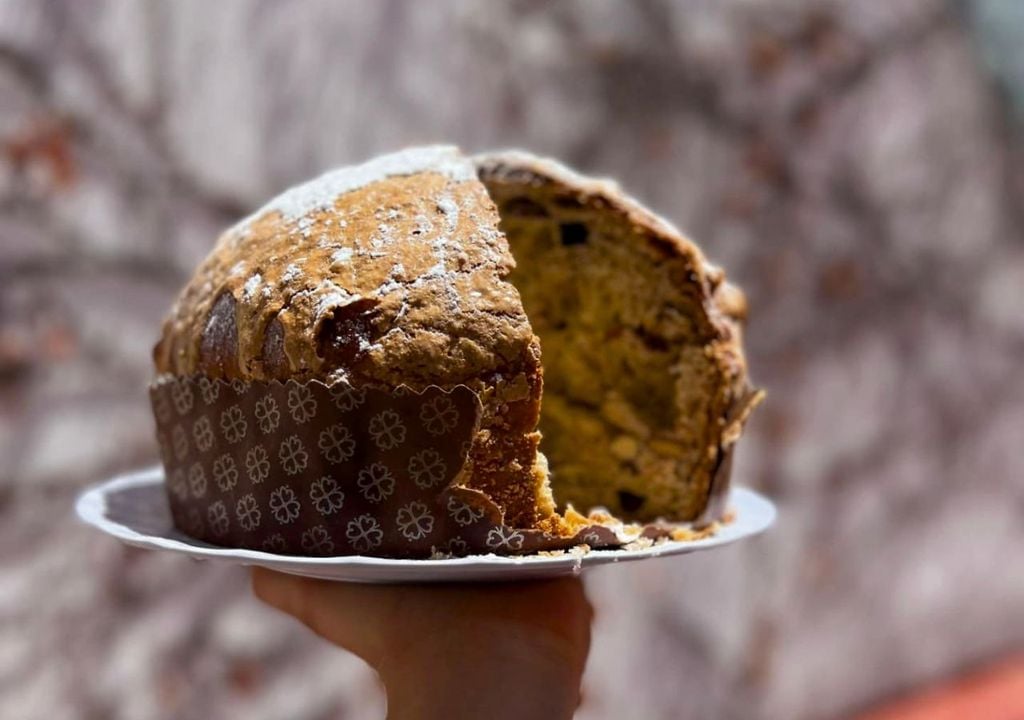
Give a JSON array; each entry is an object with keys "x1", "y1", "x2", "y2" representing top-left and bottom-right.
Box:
[
  {"x1": 610, "y1": 435, "x2": 639, "y2": 461},
  {"x1": 623, "y1": 537, "x2": 655, "y2": 551}
]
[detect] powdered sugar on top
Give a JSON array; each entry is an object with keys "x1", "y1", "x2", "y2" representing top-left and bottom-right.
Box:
[
  {"x1": 374, "y1": 263, "x2": 407, "y2": 295},
  {"x1": 421, "y1": 261, "x2": 447, "y2": 279},
  {"x1": 436, "y1": 195, "x2": 460, "y2": 232},
  {"x1": 400, "y1": 230, "x2": 460, "y2": 313},
  {"x1": 242, "y1": 273, "x2": 263, "y2": 300},
  {"x1": 281, "y1": 278, "x2": 355, "y2": 322},
  {"x1": 413, "y1": 214, "x2": 433, "y2": 235},
  {"x1": 331, "y1": 247, "x2": 354, "y2": 265},
  {"x1": 315, "y1": 290, "x2": 354, "y2": 319},
  {"x1": 375, "y1": 279, "x2": 403, "y2": 296},
  {"x1": 230, "y1": 145, "x2": 476, "y2": 236}
]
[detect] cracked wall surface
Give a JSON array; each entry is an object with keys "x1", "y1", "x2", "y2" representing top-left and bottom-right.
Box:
[{"x1": 1, "y1": 1, "x2": 1022, "y2": 718}]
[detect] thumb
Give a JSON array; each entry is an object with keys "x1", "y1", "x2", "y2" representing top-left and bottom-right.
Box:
[{"x1": 251, "y1": 567, "x2": 408, "y2": 667}]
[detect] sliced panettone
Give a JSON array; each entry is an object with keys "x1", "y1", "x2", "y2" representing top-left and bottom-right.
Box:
[
  {"x1": 152, "y1": 145, "x2": 761, "y2": 555},
  {"x1": 476, "y1": 151, "x2": 761, "y2": 522}
]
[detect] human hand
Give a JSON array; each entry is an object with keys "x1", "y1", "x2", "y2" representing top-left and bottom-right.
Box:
[{"x1": 252, "y1": 567, "x2": 593, "y2": 720}]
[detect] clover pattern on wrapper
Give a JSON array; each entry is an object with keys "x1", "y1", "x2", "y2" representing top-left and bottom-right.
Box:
[
  {"x1": 151, "y1": 376, "x2": 719, "y2": 558},
  {"x1": 144, "y1": 146, "x2": 765, "y2": 559},
  {"x1": 153, "y1": 376, "x2": 734, "y2": 557}
]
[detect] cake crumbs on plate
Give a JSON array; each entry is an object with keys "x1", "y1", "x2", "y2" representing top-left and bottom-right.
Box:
[
  {"x1": 623, "y1": 537, "x2": 656, "y2": 552},
  {"x1": 669, "y1": 523, "x2": 719, "y2": 542},
  {"x1": 537, "y1": 544, "x2": 592, "y2": 558}
]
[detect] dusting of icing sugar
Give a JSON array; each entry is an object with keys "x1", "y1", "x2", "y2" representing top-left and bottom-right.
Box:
[
  {"x1": 370, "y1": 223, "x2": 396, "y2": 251},
  {"x1": 242, "y1": 273, "x2": 263, "y2": 300},
  {"x1": 375, "y1": 278, "x2": 403, "y2": 296},
  {"x1": 229, "y1": 146, "x2": 475, "y2": 236},
  {"x1": 413, "y1": 214, "x2": 433, "y2": 235},
  {"x1": 358, "y1": 336, "x2": 376, "y2": 353},
  {"x1": 404, "y1": 230, "x2": 461, "y2": 313},
  {"x1": 477, "y1": 223, "x2": 502, "y2": 244},
  {"x1": 281, "y1": 264, "x2": 303, "y2": 284},
  {"x1": 229, "y1": 261, "x2": 247, "y2": 278},
  {"x1": 331, "y1": 247, "x2": 354, "y2": 265},
  {"x1": 292, "y1": 279, "x2": 355, "y2": 321},
  {"x1": 297, "y1": 216, "x2": 316, "y2": 238},
  {"x1": 421, "y1": 260, "x2": 447, "y2": 279},
  {"x1": 315, "y1": 291, "x2": 352, "y2": 319},
  {"x1": 436, "y1": 195, "x2": 459, "y2": 232},
  {"x1": 374, "y1": 263, "x2": 407, "y2": 297}
]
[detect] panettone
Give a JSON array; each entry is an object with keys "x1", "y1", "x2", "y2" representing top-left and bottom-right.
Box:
[{"x1": 152, "y1": 146, "x2": 761, "y2": 556}]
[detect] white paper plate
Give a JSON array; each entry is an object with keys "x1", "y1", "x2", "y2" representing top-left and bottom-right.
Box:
[{"x1": 76, "y1": 466, "x2": 776, "y2": 583}]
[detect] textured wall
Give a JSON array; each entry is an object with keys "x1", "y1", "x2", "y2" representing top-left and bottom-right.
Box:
[{"x1": 2, "y1": 1, "x2": 1022, "y2": 718}]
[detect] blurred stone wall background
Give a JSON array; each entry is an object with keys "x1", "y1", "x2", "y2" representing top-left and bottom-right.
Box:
[{"x1": 2, "y1": 1, "x2": 1022, "y2": 718}]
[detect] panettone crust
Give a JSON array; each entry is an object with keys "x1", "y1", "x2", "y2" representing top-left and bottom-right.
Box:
[
  {"x1": 153, "y1": 146, "x2": 760, "y2": 534},
  {"x1": 154, "y1": 147, "x2": 554, "y2": 529}
]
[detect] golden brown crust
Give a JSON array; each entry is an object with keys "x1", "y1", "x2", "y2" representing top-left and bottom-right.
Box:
[
  {"x1": 154, "y1": 148, "x2": 535, "y2": 390},
  {"x1": 152, "y1": 145, "x2": 760, "y2": 536},
  {"x1": 154, "y1": 147, "x2": 553, "y2": 530}
]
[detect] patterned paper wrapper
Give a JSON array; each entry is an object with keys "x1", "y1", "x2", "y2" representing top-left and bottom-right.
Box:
[{"x1": 150, "y1": 376, "x2": 724, "y2": 559}]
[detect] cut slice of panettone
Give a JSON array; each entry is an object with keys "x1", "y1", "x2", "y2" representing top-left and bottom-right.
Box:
[
  {"x1": 476, "y1": 150, "x2": 762, "y2": 524},
  {"x1": 152, "y1": 145, "x2": 761, "y2": 556}
]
